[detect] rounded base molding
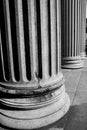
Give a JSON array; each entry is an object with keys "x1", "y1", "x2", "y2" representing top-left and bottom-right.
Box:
[
  {"x1": 62, "y1": 56, "x2": 83, "y2": 69},
  {"x1": 0, "y1": 73, "x2": 70, "y2": 129},
  {"x1": 0, "y1": 90, "x2": 70, "y2": 129},
  {"x1": 80, "y1": 52, "x2": 86, "y2": 60}
]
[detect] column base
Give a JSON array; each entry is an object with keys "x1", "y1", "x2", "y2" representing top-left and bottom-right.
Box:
[
  {"x1": 80, "y1": 52, "x2": 86, "y2": 60},
  {"x1": 62, "y1": 56, "x2": 83, "y2": 69},
  {"x1": 0, "y1": 74, "x2": 70, "y2": 129},
  {"x1": 0, "y1": 92, "x2": 70, "y2": 130}
]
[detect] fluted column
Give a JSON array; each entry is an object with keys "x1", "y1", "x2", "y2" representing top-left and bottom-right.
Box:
[
  {"x1": 80, "y1": 0, "x2": 86, "y2": 59},
  {"x1": 61, "y1": 0, "x2": 84, "y2": 69},
  {"x1": 0, "y1": 0, "x2": 70, "y2": 129}
]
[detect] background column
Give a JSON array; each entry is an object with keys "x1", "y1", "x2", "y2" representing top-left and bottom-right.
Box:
[
  {"x1": 61, "y1": 0, "x2": 84, "y2": 69},
  {"x1": 80, "y1": 0, "x2": 86, "y2": 59},
  {"x1": 0, "y1": 0, "x2": 70, "y2": 129}
]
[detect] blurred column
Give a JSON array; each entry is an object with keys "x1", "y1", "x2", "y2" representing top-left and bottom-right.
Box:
[
  {"x1": 80, "y1": 0, "x2": 86, "y2": 59},
  {"x1": 61, "y1": 0, "x2": 84, "y2": 69}
]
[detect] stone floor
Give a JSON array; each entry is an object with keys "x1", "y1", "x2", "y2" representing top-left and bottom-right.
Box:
[{"x1": 0, "y1": 58, "x2": 87, "y2": 130}]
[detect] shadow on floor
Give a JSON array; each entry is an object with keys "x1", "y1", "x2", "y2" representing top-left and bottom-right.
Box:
[{"x1": 65, "y1": 103, "x2": 87, "y2": 130}]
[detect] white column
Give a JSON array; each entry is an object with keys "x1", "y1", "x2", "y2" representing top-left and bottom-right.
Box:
[
  {"x1": 0, "y1": 0, "x2": 70, "y2": 129},
  {"x1": 61, "y1": 0, "x2": 84, "y2": 69}
]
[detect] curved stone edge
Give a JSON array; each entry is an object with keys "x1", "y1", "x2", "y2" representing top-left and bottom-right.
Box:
[
  {"x1": 0, "y1": 73, "x2": 64, "y2": 94},
  {"x1": 0, "y1": 92, "x2": 70, "y2": 129},
  {"x1": 62, "y1": 57, "x2": 84, "y2": 69},
  {"x1": 80, "y1": 52, "x2": 86, "y2": 60}
]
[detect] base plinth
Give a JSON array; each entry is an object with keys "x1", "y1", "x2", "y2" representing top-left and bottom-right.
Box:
[
  {"x1": 0, "y1": 85, "x2": 70, "y2": 129},
  {"x1": 62, "y1": 56, "x2": 83, "y2": 69},
  {"x1": 80, "y1": 52, "x2": 86, "y2": 60}
]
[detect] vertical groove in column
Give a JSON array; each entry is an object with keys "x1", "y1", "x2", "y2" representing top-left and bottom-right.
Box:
[
  {"x1": 81, "y1": 0, "x2": 86, "y2": 55},
  {"x1": 76, "y1": 0, "x2": 78, "y2": 56},
  {"x1": 83, "y1": 0, "x2": 86, "y2": 48},
  {"x1": 36, "y1": 0, "x2": 42, "y2": 79},
  {"x1": 40, "y1": 0, "x2": 49, "y2": 79},
  {"x1": 27, "y1": 0, "x2": 38, "y2": 81},
  {"x1": 0, "y1": 30, "x2": 6, "y2": 81},
  {"x1": 61, "y1": 0, "x2": 64, "y2": 58},
  {"x1": 74, "y1": 0, "x2": 78, "y2": 56},
  {"x1": 71, "y1": 0, "x2": 75, "y2": 56},
  {"x1": 14, "y1": 0, "x2": 27, "y2": 82},
  {"x1": 79, "y1": 0, "x2": 82, "y2": 54},
  {"x1": 3, "y1": 0, "x2": 16, "y2": 82},
  {"x1": 57, "y1": 0, "x2": 61, "y2": 72},
  {"x1": 64, "y1": 0, "x2": 66, "y2": 57},
  {"x1": 83, "y1": 0, "x2": 86, "y2": 52},
  {"x1": 64, "y1": 0, "x2": 67, "y2": 57},
  {"x1": 22, "y1": 0, "x2": 31, "y2": 80},
  {"x1": 0, "y1": 0, "x2": 10, "y2": 81},
  {"x1": 9, "y1": 0, "x2": 20, "y2": 81},
  {"x1": 80, "y1": 0, "x2": 83, "y2": 53},
  {"x1": 48, "y1": 0, "x2": 51, "y2": 76},
  {"x1": 50, "y1": 0, "x2": 56, "y2": 76},
  {"x1": 69, "y1": 0, "x2": 72, "y2": 57},
  {"x1": 66, "y1": 0, "x2": 69, "y2": 57},
  {"x1": 78, "y1": 0, "x2": 80, "y2": 55}
]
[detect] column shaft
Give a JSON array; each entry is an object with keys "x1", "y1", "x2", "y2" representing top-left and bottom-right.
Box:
[
  {"x1": 0, "y1": 0, "x2": 70, "y2": 129},
  {"x1": 61, "y1": 0, "x2": 83, "y2": 68}
]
